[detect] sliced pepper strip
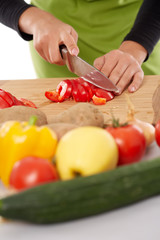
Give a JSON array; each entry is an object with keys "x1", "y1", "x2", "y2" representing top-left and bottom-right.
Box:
[
  {"x1": 71, "y1": 80, "x2": 81, "y2": 102},
  {"x1": 71, "y1": 80, "x2": 90, "y2": 102},
  {"x1": 0, "y1": 89, "x2": 14, "y2": 106},
  {"x1": 56, "y1": 79, "x2": 73, "y2": 99},
  {"x1": 20, "y1": 98, "x2": 37, "y2": 108},
  {"x1": 74, "y1": 78, "x2": 94, "y2": 102},
  {"x1": 0, "y1": 96, "x2": 10, "y2": 109}
]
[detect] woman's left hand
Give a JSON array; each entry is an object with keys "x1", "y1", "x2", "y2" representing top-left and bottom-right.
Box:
[{"x1": 94, "y1": 41, "x2": 147, "y2": 95}]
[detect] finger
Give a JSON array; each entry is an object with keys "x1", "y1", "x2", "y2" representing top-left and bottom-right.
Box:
[
  {"x1": 116, "y1": 65, "x2": 136, "y2": 94},
  {"x1": 63, "y1": 33, "x2": 79, "y2": 56},
  {"x1": 33, "y1": 40, "x2": 49, "y2": 62},
  {"x1": 93, "y1": 56, "x2": 105, "y2": 71},
  {"x1": 42, "y1": 44, "x2": 54, "y2": 63},
  {"x1": 49, "y1": 44, "x2": 64, "y2": 65},
  {"x1": 101, "y1": 50, "x2": 122, "y2": 78},
  {"x1": 108, "y1": 60, "x2": 130, "y2": 85},
  {"x1": 128, "y1": 70, "x2": 144, "y2": 93},
  {"x1": 70, "y1": 28, "x2": 78, "y2": 44}
]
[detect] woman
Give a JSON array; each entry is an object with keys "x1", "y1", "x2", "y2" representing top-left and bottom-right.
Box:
[{"x1": 0, "y1": 0, "x2": 160, "y2": 94}]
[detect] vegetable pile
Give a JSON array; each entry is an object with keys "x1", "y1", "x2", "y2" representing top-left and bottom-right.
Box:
[
  {"x1": 45, "y1": 78, "x2": 114, "y2": 105},
  {"x1": 0, "y1": 85, "x2": 160, "y2": 224},
  {"x1": 0, "y1": 101, "x2": 159, "y2": 192}
]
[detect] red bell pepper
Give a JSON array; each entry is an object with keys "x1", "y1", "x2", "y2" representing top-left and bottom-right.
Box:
[{"x1": 45, "y1": 77, "x2": 115, "y2": 105}]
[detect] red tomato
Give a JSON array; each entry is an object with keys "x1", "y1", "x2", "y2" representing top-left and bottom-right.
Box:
[
  {"x1": 155, "y1": 120, "x2": 160, "y2": 147},
  {"x1": 95, "y1": 88, "x2": 114, "y2": 101},
  {"x1": 106, "y1": 124, "x2": 146, "y2": 165},
  {"x1": 92, "y1": 95, "x2": 106, "y2": 105},
  {"x1": 10, "y1": 156, "x2": 59, "y2": 190}
]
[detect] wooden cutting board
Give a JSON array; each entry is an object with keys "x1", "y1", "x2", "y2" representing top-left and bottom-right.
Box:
[{"x1": 0, "y1": 75, "x2": 160, "y2": 124}]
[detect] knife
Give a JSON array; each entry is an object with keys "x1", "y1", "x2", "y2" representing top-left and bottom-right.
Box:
[{"x1": 60, "y1": 45, "x2": 119, "y2": 93}]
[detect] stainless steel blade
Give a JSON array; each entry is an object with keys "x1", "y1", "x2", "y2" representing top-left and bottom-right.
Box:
[{"x1": 61, "y1": 46, "x2": 119, "y2": 93}]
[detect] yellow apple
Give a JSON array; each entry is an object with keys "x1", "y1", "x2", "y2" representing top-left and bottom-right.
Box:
[{"x1": 56, "y1": 126, "x2": 118, "y2": 180}]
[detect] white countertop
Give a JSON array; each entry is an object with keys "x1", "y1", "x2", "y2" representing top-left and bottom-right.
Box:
[{"x1": 1, "y1": 142, "x2": 160, "y2": 240}]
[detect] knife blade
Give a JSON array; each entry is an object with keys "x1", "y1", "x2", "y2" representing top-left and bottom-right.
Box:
[{"x1": 60, "y1": 45, "x2": 119, "y2": 93}]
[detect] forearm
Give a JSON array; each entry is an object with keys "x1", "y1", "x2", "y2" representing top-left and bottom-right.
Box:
[
  {"x1": 0, "y1": 0, "x2": 33, "y2": 40},
  {"x1": 18, "y1": 7, "x2": 58, "y2": 35},
  {"x1": 119, "y1": 41, "x2": 147, "y2": 65},
  {"x1": 123, "y1": 0, "x2": 160, "y2": 59}
]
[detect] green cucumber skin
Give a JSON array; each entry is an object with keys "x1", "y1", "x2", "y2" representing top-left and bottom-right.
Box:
[{"x1": 1, "y1": 157, "x2": 160, "y2": 224}]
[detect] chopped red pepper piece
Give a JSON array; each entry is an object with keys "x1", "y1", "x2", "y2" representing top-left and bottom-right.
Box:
[
  {"x1": 92, "y1": 95, "x2": 106, "y2": 105},
  {"x1": 95, "y1": 88, "x2": 114, "y2": 101},
  {"x1": 45, "y1": 90, "x2": 64, "y2": 102}
]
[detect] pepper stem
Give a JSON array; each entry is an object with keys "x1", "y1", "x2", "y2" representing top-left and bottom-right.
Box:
[{"x1": 28, "y1": 116, "x2": 38, "y2": 126}]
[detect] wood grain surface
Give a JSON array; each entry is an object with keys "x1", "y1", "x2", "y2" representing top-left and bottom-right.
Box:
[
  {"x1": 152, "y1": 84, "x2": 160, "y2": 124},
  {"x1": 0, "y1": 75, "x2": 160, "y2": 124}
]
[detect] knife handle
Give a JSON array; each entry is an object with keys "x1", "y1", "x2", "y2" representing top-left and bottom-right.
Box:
[{"x1": 59, "y1": 44, "x2": 67, "y2": 58}]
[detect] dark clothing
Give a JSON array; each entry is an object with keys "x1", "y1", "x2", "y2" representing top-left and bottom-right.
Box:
[{"x1": 0, "y1": 0, "x2": 33, "y2": 40}]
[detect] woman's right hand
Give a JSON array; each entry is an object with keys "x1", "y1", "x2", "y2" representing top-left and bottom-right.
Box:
[{"x1": 19, "y1": 7, "x2": 79, "y2": 64}]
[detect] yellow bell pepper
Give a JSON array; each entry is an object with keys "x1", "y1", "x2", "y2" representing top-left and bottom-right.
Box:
[{"x1": 0, "y1": 119, "x2": 57, "y2": 186}]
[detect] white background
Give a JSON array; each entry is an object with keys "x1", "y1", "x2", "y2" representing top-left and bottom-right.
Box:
[{"x1": 0, "y1": 0, "x2": 36, "y2": 80}]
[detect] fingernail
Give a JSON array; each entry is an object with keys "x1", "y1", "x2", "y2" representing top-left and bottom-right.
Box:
[
  {"x1": 130, "y1": 86, "x2": 136, "y2": 92},
  {"x1": 71, "y1": 48, "x2": 79, "y2": 56},
  {"x1": 115, "y1": 88, "x2": 121, "y2": 95}
]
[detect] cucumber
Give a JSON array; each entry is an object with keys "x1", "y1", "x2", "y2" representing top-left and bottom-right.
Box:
[{"x1": 1, "y1": 157, "x2": 160, "y2": 224}]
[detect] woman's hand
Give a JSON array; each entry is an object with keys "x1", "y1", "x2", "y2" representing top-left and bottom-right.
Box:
[
  {"x1": 19, "y1": 7, "x2": 79, "y2": 65},
  {"x1": 94, "y1": 41, "x2": 147, "y2": 94}
]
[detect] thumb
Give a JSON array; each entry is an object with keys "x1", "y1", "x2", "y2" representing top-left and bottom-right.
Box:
[{"x1": 65, "y1": 35, "x2": 79, "y2": 56}]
